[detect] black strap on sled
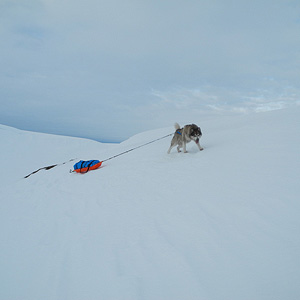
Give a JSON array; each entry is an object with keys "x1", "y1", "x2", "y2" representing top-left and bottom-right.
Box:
[{"x1": 79, "y1": 160, "x2": 96, "y2": 173}]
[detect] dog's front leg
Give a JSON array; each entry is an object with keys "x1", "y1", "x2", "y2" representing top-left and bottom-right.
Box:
[{"x1": 196, "y1": 138, "x2": 204, "y2": 151}]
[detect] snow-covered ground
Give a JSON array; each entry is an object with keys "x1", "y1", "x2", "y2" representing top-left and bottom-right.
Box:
[{"x1": 1, "y1": 107, "x2": 299, "y2": 300}]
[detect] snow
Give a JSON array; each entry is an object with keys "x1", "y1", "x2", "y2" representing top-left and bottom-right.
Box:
[{"x1": 0, "y1": 107, "x2": 300, "y2": 300}]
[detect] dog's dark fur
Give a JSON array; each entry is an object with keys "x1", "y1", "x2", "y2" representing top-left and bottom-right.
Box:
[{"x1": 167, "y1": 123, "x2": 203, "y2": 153}]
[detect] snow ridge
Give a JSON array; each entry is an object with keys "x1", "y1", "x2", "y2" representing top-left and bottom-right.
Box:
[{"x1": 1, "y1": 107, "x2": 300, "y2": 300}]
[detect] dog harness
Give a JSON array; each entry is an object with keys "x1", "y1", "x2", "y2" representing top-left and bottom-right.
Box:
[{"x1": 176, "y1": 129, "x2": 182, "y2": 135}]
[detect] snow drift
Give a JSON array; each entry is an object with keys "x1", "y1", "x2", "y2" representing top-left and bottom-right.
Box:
[{"x1": 0, "y1": 107, "x2": 299, "y2": 300}]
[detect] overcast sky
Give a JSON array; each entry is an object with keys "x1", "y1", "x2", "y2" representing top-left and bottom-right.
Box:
[{"x1": 1, "y1": 0, "x2": 299, "y2": 142}]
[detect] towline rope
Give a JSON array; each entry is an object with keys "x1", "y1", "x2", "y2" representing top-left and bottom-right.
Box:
[
  {"x1": 101, "y1": 133, "x2": 173, "y2": 163},
  {"x1": 24, "y1": 133, "x2": 173, "y2": 178}
]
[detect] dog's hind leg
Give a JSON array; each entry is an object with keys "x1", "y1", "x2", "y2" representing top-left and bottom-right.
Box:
[
  {"x1": 183, "y1": 141, "x2": 188, "y2": 153},
  {"x1": 167, "y1": 144, "x2": 175, "y2": 154}
]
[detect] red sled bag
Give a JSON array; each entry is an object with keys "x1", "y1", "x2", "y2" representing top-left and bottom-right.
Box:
[{"x1": 73, "y1": 160, "x2": 102, "y2": 173}]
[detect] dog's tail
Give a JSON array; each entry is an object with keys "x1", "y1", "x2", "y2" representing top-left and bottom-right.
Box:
[{"x1": 174, "y1": 123, "x2": 180, "y2": 130}]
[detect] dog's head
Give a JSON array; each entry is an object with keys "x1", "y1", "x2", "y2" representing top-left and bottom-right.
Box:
[{"x1": 190, "y1": 124, "x2": 202, "y2": 139}]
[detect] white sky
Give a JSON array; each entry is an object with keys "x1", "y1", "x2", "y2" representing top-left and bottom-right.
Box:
[{"x1": 1, "y1": 0, "x2": 300, "y2": 142}]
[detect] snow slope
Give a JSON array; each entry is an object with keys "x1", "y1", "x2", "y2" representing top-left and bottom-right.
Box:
[{"x1": 1, "y1": 107, "x2": 300, "y2": 300}]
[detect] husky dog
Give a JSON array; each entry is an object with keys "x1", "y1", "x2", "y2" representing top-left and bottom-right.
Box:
[{"x1": 167, "y1": 123, "x2": 203, "y2": 154}]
